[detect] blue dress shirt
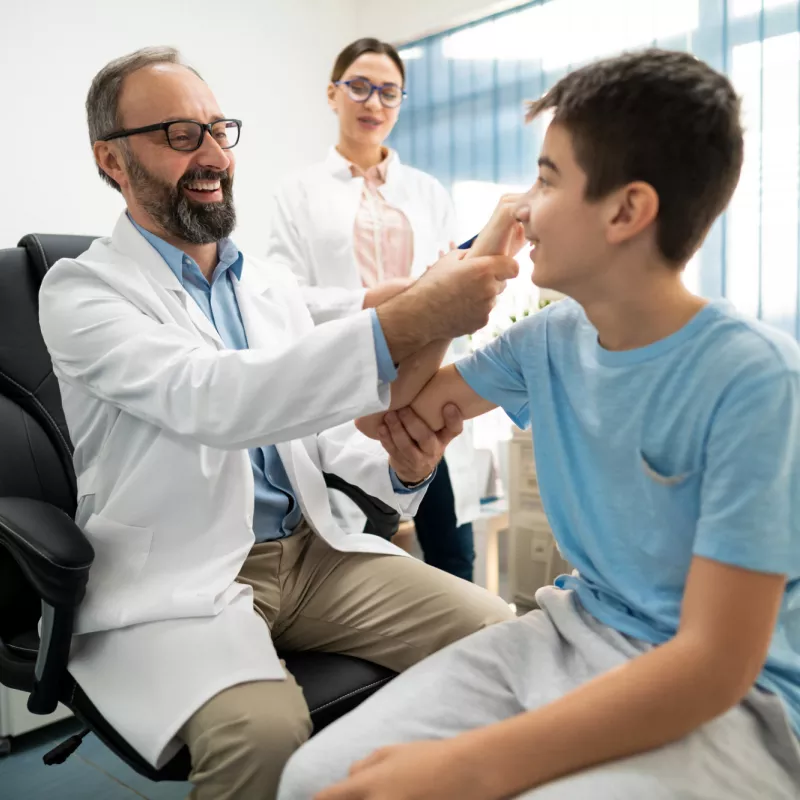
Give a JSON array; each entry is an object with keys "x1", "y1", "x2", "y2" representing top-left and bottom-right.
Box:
[{"x1": 130, "y1": 218, "x2": 425, "y2": 542}]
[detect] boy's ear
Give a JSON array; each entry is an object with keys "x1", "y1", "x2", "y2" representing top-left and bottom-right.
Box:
[{"x1": 605, "y1": 182, "x2": 659, "y2": 246}]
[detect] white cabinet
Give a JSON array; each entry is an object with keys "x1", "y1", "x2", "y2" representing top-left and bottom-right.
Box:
[
  {"x1": 508, "y1": 427, "x2": 571, "y2": 614},
  {"x1": 0, "y1": 685, "x2": 72, "y2": 752}
]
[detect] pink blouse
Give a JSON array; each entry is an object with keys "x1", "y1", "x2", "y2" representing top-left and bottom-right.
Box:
[{"x1": 347, "y1": 151, "x2": 414, "y2": 288}]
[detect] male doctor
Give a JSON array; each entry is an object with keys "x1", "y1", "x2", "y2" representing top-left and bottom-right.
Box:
[{"x1": 37, "y1": 47, "x2": 516, "y2": 800}]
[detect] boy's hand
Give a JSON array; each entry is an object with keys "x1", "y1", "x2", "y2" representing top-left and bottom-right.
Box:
[
  {"x1": 380, "y1": 404, "x2": 464, "y2": 485},
  {"x1": 314, "y1": 738, "x2": 497, "y2": 800},
  {"x1": 362, "y1": 277, "x2": 416, "y2": 309},
  {"x1": 468, "y1": 194, "x2": 528, "y2": 259}
]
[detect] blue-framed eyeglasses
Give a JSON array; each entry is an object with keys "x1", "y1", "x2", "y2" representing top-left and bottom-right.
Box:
[{"x1": 334, "y1": 78, "x2": 407, "y2": 109}]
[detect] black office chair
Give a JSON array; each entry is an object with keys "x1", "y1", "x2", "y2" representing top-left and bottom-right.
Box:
[{"x1": 0, "y1": 233, "x2": 398, "y2": 780}]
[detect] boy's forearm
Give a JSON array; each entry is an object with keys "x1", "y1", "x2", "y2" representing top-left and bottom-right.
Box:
[
  {"x1": 390, "y1": 339, "x2": 452, "y2": 410},
  {"x1": 356, "y1": 339, "x2": 452, "y2": 439},
  {"x1": 455, "y1": 635, "x2": 745, "y2": 799}
]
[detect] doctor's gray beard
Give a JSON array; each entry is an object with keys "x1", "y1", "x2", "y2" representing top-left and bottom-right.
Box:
[{"x1": 125, "y1": 154, "x2": 236, "y2": 245}]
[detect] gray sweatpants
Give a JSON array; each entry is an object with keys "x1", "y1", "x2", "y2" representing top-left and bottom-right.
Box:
[{"x1": 278, "y1": 586, "x2": 800, "y2": 799}]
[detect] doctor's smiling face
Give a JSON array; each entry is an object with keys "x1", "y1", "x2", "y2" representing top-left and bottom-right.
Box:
[{"x1": 92, "y1": 59, "x2": 237, "y2": 246}]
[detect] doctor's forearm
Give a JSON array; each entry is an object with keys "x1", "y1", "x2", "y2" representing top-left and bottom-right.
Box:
[{"x1": 376, "y1": 291, "x2": 441, "y2": 364}]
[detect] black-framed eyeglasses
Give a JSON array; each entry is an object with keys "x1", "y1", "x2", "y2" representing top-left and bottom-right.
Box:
[
  {"x1": 334, "y1": 78, "x2": 407, "y2": 109},
  {"x1": 100, "y1": 118, "x2": 242, "y2": 152}
]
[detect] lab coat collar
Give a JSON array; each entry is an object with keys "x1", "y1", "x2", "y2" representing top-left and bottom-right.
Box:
[
  {"x1": 126, "y1": 214, "x2": 244, "y2": 287},
  {"x1": 111, "y1": 212, "x2": 272, "y2": 297},
  {"x1": 112, "y1": 213, "x2": 184, "y2": 291},
  {"x1": 111, "y1": 212, "x2": 276, "y2": 350}
]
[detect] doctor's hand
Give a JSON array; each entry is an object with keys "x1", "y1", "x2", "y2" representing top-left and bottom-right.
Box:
[
  {"x1": 467, "y1": 194, "x2": 528, "y2": 259},
  {"x1": 401, "y1": 248, "x2": 518, "y2": 338},
  {"x1": 437, "y1": 241, "x2": 458, "y2": 259},
  {"x1": 379, "y1": 404, "x2": 464, "y2": 485},
  {"x1": 376, "y1": 249, "x2": 518, "y2": 363}
]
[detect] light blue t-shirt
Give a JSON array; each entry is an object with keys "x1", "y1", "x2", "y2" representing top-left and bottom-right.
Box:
[{"x1": 457, "y1": 298, "x2": 800, "y2": 735}]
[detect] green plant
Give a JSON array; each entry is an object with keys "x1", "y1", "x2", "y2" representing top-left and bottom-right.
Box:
[{"x1": 508, "y1": 309, "x2": 532, "y2": 324}]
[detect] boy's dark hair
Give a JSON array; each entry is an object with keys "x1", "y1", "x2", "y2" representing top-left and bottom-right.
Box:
[
  {"x1": 526, "y1": 49, "x2": 744, "y2": 265},
  {"x1": 331, "y1": 38, "x2": 405, "y2": 87}
]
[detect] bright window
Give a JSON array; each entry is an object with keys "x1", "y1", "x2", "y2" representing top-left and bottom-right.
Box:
[{"x1": 391, "y1": 0, "x2": 800, "y2": 339}]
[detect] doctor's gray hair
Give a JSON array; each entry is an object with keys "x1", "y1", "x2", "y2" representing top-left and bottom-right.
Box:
[{"x1": 86, "y1": 46, "x2": 203, "y2": 191}]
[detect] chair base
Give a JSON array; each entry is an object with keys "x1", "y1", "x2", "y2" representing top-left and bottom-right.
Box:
[{"x1": 42, "y1": 728, "x2": 89, "y2": 765}]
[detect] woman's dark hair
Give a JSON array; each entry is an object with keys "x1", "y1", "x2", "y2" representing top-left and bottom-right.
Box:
[{"x1": 331, "y1": 38, "x2": 405, "y2": 86}]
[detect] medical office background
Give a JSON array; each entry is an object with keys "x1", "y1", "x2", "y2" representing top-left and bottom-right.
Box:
[{"x1": 2, "y1": 0, "x2": 799, "y2": 440}]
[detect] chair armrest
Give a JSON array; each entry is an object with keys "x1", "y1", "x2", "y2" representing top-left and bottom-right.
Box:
[
  {"x1": 0, "y1": 498, "x2": 94, "y2": 714},
  {"x1": 323, "y1": 473, "x2": 400, "y2": 541},
  {"x1": 0, "y1": 498, "x2": 93, "y2": 607}
]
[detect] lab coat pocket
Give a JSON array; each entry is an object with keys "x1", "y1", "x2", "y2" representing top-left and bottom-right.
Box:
[
  {"x1": 82, "y1": 514, "x2": 153, "y2": 593},
  {"x1": 637, "y1": 451, "x2": 701, "y2": 565}
]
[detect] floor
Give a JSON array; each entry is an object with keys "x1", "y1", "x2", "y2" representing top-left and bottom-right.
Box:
[
  {"x1": 1, "y1": 528, "x2": 511, "y2": 799},
  {"x1": 0, "y1": 717, "x2": 190, "y2": 799}
]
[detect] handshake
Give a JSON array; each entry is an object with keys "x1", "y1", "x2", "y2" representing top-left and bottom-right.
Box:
[{"x1": 371, "y1": 195, "x2": 528, "y2": 365}]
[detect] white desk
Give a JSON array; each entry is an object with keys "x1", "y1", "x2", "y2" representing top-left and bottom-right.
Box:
[{"x1": 472, "y1": 498, "x2": 509, "y2": 596}]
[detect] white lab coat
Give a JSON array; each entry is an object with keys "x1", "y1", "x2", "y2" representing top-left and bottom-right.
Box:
[
  {"x1": 265, "y1": 148, "x2": 481, "y2": 528},
  {"x1": 38, "y1": 213, "x2": 426, "y2": 768}
]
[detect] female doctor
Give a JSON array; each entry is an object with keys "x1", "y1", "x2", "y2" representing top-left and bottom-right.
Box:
[{"x1": 265, "y1": 38, "x2": 481, "y2": 582}]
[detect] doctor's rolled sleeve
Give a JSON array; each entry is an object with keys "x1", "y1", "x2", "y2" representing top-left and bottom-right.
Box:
[{"x1": 369, "y1": 309, "x2": 397, "y2": 384}]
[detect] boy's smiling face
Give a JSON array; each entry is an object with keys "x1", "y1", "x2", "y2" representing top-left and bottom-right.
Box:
[
  {"x1": 515, "y1": 122, "x2": 613, "y2": 295},
  {"x1": 515, "y1": 120, "x2": 670, "y2": 299}
]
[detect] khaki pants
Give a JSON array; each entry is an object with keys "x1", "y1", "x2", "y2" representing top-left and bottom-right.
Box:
[{"x1": 179, "y1": 522, "x2": 513, "y2": 800}]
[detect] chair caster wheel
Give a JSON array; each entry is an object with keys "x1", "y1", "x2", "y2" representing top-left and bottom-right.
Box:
[{"x1": 0, "y1": 737, "x2": 11, "y2": 756}]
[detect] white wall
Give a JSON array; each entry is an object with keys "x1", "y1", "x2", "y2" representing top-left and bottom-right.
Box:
[
  {"x1": 354, "y1": 0, "x2": 531, "y2": 45},
  {"x1": 0, "y1": 0, "x2": 528, "y2": 252},
  {"x1": 0, "y1": 0, "x2": 359, "y2": 253}
]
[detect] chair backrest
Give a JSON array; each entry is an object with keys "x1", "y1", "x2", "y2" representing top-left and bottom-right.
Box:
[
  {"x1": 0, "y1": 234, "x2": 96, "y2": 653},
  {"x1": 0, "y1": 233, "x2": 400, "y2": 783}
]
